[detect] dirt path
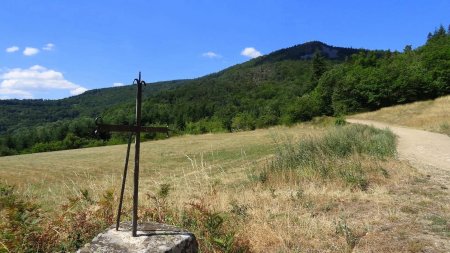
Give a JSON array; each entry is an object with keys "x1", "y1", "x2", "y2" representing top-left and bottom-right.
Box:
[{"x1": 347, "y1": 119, "x2": 450, "y2": 189}]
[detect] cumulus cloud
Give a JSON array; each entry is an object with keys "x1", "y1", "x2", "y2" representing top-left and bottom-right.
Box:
[
  {"x1": 23, "y1": 47, "x2": 39, "y2": 56},
  {"x1": 70, "y1": 87, "x2": 88, "y2": 95},
  {"x1": 43, "y1": 43, "x2": 55, "y2": 51},
  {"x1": 0, "y1": 65, "x2": 88, "y2": 99},
  {"x1": 202, "y1": 51, "x2": 221, "y2": 59},
  {"x1": 6, "y1": 46, "x2": 19, "y2": 53},
  {"x1": 0, "y1": 88, "x2": 32, "y2": 99},
  {"x1": 113, "y1": 82, "x2": 125, "y2": 87},
  {"x1": 241, "y1": 47, "x2": 262, "y2": 58}
]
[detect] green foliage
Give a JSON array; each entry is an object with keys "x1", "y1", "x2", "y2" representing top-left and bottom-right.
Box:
[
  {"x1": 231, "y1": 112, "x2": 256, "y2": 131},
  {"x1": 185, "y1": 117, "x2": 226, "y2": 134},
  {"x1": 314, "y1": 28, "x2": 450, "y2": 116},
  {"x1": 334, "y1": 115, "x2": 346, "y2": 126}
]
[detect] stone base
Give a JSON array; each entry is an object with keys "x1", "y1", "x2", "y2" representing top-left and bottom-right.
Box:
[{"x1": 77, "y1": 222, "x2": 198, "y2": 253}]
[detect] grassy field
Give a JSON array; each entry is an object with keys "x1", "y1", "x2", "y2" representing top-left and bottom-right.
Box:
[
  {"x1": 0, "y1": 123, "x2": 313, "y2": 210},
  {"x1": 1, "y1": 118, "x2": 449, "y2": 252},
  {"x1": 351, "y1": 95, "x2": 450, "y2": 135}
]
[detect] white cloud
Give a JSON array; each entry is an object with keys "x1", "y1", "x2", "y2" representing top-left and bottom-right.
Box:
[
  {"x1": 113, "y1": 82, "x2": 125, "y2": 87},
  {"x1": 0, "y1": 88, "x2": 33, "y2": 99},
  {"x1": 0, "y1": 65, "x2": 88, "y2": 99},
  {"x1": 241, "y1": 47, "x2": 262, "y2": 58},
  {"x1": 70, "y1": 87, "x2": 88, "y2": 95},
  {"x1": 202, "y1": 51, "x2": 221, "y2": 59},
  {"x1": 43, "y1": 43, "x2": 55, "y2": 51},
  {"x1": 23, "y1": 47, "x2": 39, "y2": 56},
  {"x1": 6, "y1": 46, "x2": 19, "y2": 53}
]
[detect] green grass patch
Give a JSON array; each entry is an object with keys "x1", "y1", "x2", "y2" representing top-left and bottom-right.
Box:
[{"x1": 270, "y1": 124, "x2": 396, "y2": 189}]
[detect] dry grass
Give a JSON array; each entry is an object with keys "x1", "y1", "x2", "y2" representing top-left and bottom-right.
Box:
[
  {"x1": 0, "y1": 124, "x2": 313, "y2": 211},
  {"x1": 1, "y1": 121, "x2": 449, "y2": 252},
  {"x1": 351, "y1": 95, "x2": 450, "y2": 135}
]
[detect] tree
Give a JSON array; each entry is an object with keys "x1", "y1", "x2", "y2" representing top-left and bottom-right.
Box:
[
  {"x1": 312, "y1": 51, "x2": 327, "y2": 82},
  {"x1": 403, "y1": 45, "x2": 412, "y2": 53}
]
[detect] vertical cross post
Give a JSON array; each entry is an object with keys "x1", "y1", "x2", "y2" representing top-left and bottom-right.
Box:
[
  {"x1": 132, "y1": 72, "x2": 144, "y2": 236},
  {"x1": 95, "y1": 72, "x2": 169, "y2": 237}
]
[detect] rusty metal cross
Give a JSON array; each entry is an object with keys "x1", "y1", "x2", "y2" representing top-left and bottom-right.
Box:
[{"x1": 95, "y1": 72, "x2": 168, "y2": 237}]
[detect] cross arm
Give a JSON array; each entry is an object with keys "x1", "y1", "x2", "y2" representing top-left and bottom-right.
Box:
[{"x1": 96, "y1": 124, "x2": 169, "y2": 134}]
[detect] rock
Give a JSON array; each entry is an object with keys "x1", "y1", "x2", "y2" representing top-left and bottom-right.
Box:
[{"x1": 78, "y1": 222, "x2": 198, "y2": 253}]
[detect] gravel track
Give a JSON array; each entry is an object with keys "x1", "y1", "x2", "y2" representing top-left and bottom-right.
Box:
[{"x1": 347, "y1": 119, "x2": 450, "y2": 189}]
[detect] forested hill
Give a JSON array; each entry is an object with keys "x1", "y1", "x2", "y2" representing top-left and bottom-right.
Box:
[
  {"x1": 1, "y1": 25, "x2": 449, "y2": 156},
  {"x1": 0, "y1": 79, "x2": 188, "y2": 133},
  {"x1": 101, "y1": 41, "x2": 363, "y2": 129},
  {"x1": 0, "y1": 41, "x2": 361, "y2": 134}
]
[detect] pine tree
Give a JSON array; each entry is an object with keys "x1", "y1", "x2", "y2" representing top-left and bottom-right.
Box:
[
  {"x1": 436, "y1": 24, "x2": 446, "y2": 37},
  {"x1": 312, "y1": 51, "x2": 327, "y2": 82}
]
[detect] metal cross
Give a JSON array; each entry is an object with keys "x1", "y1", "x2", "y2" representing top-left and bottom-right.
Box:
[{"x1": 95, "y1": 72, "x2": 168, "y2": 237}]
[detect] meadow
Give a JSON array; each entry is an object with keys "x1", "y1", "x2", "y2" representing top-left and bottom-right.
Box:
[{"x1": 1, "y1": 118, "x2": 449, "y2": 252}]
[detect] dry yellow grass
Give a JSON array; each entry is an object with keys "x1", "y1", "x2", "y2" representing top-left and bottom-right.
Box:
[
  {"x1": 1, "y1": 121, "x2": 449, "y2": 252},
  {"x1": 351, "y1": 95, "x2": 450, "y2": 135},
  {"x1": 0, "y1": 124, "x2": 312, "y2": 210}
]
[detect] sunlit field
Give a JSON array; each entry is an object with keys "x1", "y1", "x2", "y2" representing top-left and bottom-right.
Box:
[{"x1": 1, "y1": 120, "x2": 449, "y2": 252}]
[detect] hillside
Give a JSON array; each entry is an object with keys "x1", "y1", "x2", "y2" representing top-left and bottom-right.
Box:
[
  {"x1": 0, "y1": 41, "x2": 359, "y2": 134},
  {"x1": 0, "y1": 41, "x2": 362, "y2": 155},
  {"x1": 0, "y1": 79, "x2": 188, "y2": 133},
  {"x1": 1, "y1": 25, "x2": 449, "y2": 156}
]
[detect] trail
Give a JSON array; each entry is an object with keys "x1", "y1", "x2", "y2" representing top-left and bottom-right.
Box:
[{"x1": 347, "y1": 119, "x2": 450, "y2": 188}]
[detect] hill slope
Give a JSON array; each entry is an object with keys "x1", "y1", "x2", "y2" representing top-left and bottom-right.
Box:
[
  {"x1": 1, "y1": 26, "x2": 449, "y2": 156},
  {"x1": 0, "y1": 79, "x2": 187, "y2": 133},
  {"x1": 0, "y1": 41, "x2": 359, "y2": 135}
]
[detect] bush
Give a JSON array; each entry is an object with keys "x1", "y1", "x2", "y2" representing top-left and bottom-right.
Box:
[
  {"x1": 334, "y1": 115, "x2": 346, "y2": 126},
  {"x1": 231, "y1": 112, "x2": 256, "y2": 131}
]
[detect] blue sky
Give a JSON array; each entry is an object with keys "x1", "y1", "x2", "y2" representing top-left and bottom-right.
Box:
[{"x1": 1, "y1": 0, "x2": 449, "y2": 99}]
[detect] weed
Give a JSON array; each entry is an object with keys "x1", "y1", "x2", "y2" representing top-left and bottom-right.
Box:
[
  {"x1": 230, "y1": 200, "x2": 249, "y2": 218},
  {"x1": 400, "y1": 205, "x2": 419, "y2": 214},
  {"x1": 269, "y1": 188, "x2": 277, "y2": 198},
  {"x1": 145, "y1": 183, "x2": 172, "y2": 222},
  {"x1": 379, "y1": 167, "x2": 390, "y2": 178},
  {"x1": 427, "y1": 214, "x2": 450, "y2": 236},
  {"x1": 338, "y1": 163, "x2": 369, "y2": 191},
  {"x1": 158, "y1": 183, "x2": 171, "y2": 199},
  {"x1": 335, "y1": 218, "x2": 360, "y2": 250}
]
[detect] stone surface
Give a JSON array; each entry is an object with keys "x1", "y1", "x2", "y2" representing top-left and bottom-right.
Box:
[{"x1": 77, "y1": 222, "x2": 198, "y2": 253}]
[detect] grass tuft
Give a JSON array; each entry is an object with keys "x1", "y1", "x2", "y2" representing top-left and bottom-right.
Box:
[{"x1": 270, "y1": 124, "x2": 396, "y2": 190}]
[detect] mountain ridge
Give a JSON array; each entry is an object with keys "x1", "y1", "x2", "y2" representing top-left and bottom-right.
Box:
[{"x1": 0, "y1": 40, "x2": 362, "y2": 133}]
